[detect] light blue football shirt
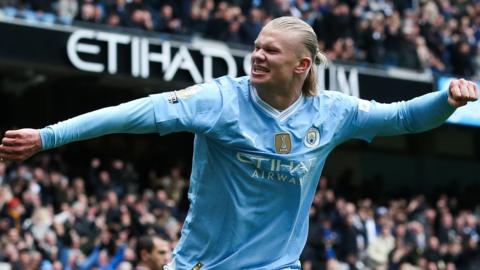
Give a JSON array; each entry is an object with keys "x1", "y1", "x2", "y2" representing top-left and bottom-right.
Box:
[{"x1": 40, "y1": 75, "x2": 455, "y2": 270}]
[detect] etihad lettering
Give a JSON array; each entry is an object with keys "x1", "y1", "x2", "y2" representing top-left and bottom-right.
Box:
[
  {"x1": 237, "y1": 152, "x2": 317, "y2": 185},
  {"x1": 66, "y1": 30, "x2": 360, "y2": 97},
  {"x1": 66, "y1": 29, "x2": 237, "y2": 83},
  {"x1": 251, "y1": 169, "x2": 301, "y2": 185},
  {"x1": 236, "y1": 152, "x2": 317, "y2": 173}
]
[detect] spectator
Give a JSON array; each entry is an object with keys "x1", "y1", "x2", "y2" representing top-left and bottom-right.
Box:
[
  {"x1": 364, "y1": 13, "x2": 387, "y2": 64},
  {"x1": 424, "y1": 236, "x2": 442, "y2": 265},
  {"x1": 105, "y1": 0, "x2": 128, "y2": 26},
  {"x1": 450, "y1": 40, "x2": 475, "y2": 77},
  {"x1": 155, "y1": 4, "x2": 182, "y2": 34},
  {"x1": 240, "y1": 7, "x2": 264, "y2": 45},
  {"x1": 75, "y1": 0, "x2": 102, "y2": 23},
  {"x1": 0, "y1": 155, "x2": 478, "y2": 269},
  {"x1": 367, "y1": 221, "x2": 395, "y2": 268},
  {"x1": 126, "y1": 0, "x2": 153, "y2": 31},
  {"x1": 203, "y1": 1, "x2": 230, "y2": 40},
  {"x1": 135, "y1": 235, "x2": 172, "y2": 269},
  {"x1": 187, "y1": 0, "x2": 214, "y2": 35},
  {"x1": 56, "y1": 0, "x2": 78, "y2": 23},
  {"x1": 1, "y1": 0, "x2": 479, "y2": 76},
  {"x1": 325, "y1": 2, "x2": 353, "y2": 44}
]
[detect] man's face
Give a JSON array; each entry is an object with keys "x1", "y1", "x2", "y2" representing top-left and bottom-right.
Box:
[
  {"x1": 148, "y1": 238, "x2": 172, "y2": 268},
  {"x1": 250, "y1": 29, "x2": 303, "y2": 91}
]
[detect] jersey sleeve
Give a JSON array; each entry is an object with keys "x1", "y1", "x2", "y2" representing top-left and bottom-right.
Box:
[
  {"x1": 341, "y1": 90, "x2": 456, "y2": 142},
  {"x1": 148, "y1": 80, "x2": 223, "y2": 135},
  {"x1": 40, "y1": 97, "x2": 157, "y2": 150}
]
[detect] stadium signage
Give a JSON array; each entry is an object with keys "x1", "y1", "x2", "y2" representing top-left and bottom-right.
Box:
[
  {"x1": 67, "y1": 29, "x2": 237, "y2": 83},
  {"x1": 66, "y1": 29, "x2": 360, "y2": 97},
  {"x1": 0, "y1": 20, "x2": 432, "y2": 102}
]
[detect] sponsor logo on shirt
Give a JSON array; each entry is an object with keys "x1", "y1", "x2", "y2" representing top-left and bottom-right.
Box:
[
  {"x1": 236, "y1": 152, "x2": 317, "y2": 185},
  {"x1": 274, "y1": 132, "x2": 292, "y2": 154}
]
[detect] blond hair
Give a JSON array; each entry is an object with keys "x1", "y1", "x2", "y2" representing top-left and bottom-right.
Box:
[{"x1": 263, "y1": 16, "x2": 328, "y2": 96}]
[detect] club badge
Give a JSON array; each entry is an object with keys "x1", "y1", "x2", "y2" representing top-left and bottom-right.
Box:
[{"x1": 304, "y1": 127, "x2": 320, "y2": 148}]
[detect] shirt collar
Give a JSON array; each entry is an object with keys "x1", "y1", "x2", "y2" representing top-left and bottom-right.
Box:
[{"x1": 250, "y1": 85, "x2": 304, "y2": 122}]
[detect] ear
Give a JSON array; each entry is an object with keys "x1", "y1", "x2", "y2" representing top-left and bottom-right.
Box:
[
  {"x1": 294, "y1": 57, "x2": 312, "y2": 74},
  {"x1": 140, "y1": 249, "x2": 149, "y2": 261}
]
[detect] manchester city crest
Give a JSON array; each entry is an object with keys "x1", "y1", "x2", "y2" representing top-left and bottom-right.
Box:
[{"x1": 304, "y1": 127, "x2": 320, "y2": 148}]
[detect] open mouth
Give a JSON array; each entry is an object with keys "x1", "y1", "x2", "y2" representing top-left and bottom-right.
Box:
[{"x1": 252, "y1": 65, "x2": 270, "y2": 74}]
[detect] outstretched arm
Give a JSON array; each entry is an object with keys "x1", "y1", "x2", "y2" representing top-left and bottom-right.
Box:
[
  {"x1": 346, "y1": 79, "x2": 478, "y2": 141},
  {"x1": 0, "y1": 97, "x2": 156, "y2": 162}
]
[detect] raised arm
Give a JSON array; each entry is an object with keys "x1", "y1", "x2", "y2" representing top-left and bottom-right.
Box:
[
  {"x1": 0, "y1": 97, "x2": 156, "y2": 162},
  {"x1": 345, "y1": 79, "x2": 478, "y2": 142}
]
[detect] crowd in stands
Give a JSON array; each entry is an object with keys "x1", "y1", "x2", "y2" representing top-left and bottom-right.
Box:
[
  {"x1": 303, "y1": 176, "x2": 480, "y2": 270},
  {"x1": 0, "y1": 154, "x2": 185, "y2": 270},
  {"x1": 0, "y1": 0, "x2": 480, "y2": 78},
  {"x1": 0, "y1": 153, "x2": 479, "y2": 270}
]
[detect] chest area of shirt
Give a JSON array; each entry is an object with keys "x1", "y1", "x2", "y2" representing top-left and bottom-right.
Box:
[{"x1": 218, "y1": 112, "x2": 337, "y2": 156}]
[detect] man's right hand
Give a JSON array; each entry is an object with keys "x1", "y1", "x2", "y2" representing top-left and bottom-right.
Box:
[{"x1": 0, "y1": 129, "x2": 42, "y2": 162}]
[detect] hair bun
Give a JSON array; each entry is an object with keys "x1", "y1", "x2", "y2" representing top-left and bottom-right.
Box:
[{"x1": 315, "y1": 51, "x2": 328, "y2": 67}]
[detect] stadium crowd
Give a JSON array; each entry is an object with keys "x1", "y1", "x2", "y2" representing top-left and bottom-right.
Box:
[
  {"x1": 0, "y1": 153, "x2": 479, "y2": 270},
  {"x1": 0, "y1": 0, "x2": 480, "y2": 77}
]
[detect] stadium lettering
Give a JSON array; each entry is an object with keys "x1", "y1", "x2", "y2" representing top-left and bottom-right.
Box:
[
  {"x1": 66, "y1": 30, "x2": 360, "y2": 97},
  {"x1": 317, "y1": 65, "x2": 360, "y2": 97},
  {"x1": 66, "y1": 30, "x2": 238, "y2": 83}
]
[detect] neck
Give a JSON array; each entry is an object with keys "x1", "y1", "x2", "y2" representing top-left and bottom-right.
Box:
[{"x1": 255, "y1": 84, "x2": 303, "y2": 110}]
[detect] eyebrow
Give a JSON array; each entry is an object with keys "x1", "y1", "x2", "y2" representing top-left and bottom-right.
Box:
[{"x1": 254, "y1": 41, "x2": 281, "y2": 50}]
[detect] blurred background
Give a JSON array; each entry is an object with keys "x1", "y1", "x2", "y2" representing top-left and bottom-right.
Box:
[{"x1": 1, "y1": 0, "x2": 480, "y2": 269}]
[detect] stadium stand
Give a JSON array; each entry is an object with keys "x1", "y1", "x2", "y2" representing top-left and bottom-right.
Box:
[
  {"x1": 0, "y1": 154, "x2": 479, "y2": 269},
  {"x1": 0, "y1": 0, "x2": 479, "y2": 77},
  {"x1": 1, "y1": 0, "x2": 480, "y2": 270}
]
